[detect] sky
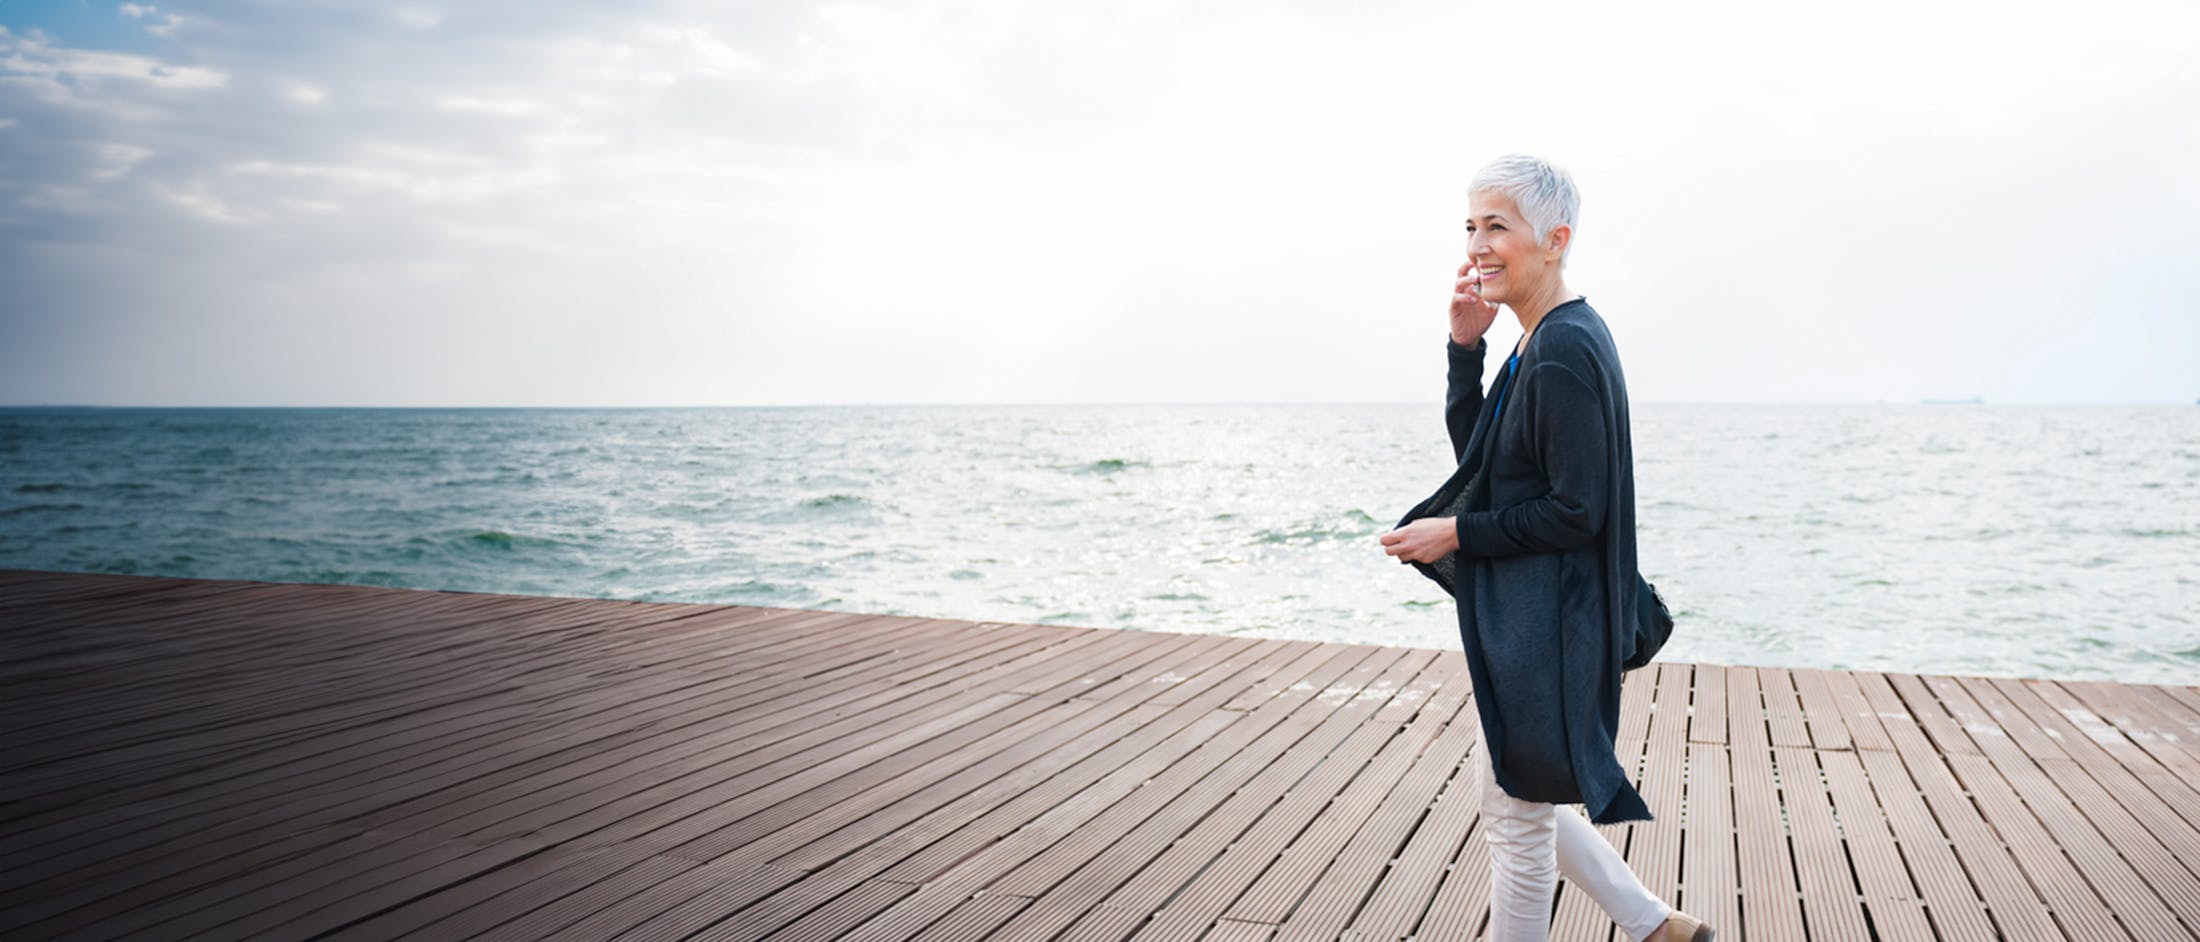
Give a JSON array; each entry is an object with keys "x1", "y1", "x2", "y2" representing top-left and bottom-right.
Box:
[{"x1": 1, "y1": 0, "x2": 2196, "y2": 406}]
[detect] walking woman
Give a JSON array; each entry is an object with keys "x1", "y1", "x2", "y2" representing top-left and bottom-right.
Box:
[{"x1": 1380, "y1": 155, "x2": 1712, "y2": 942}]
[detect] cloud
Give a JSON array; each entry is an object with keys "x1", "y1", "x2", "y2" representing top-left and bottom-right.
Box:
[
  {"x1": 435, "y1": 95, "x2": 547, "y2": 116},
  {"x1": 87, "y1": 142, "x2": 153, "y2": 181},
  {"x1": 120, "y1": 3, "x2": 187, "y2": 38},
  {"x1": 155, "y1": 182, "x2": 257, "y2": 223},
  {"x1": 1, "y1": 0, "x2": 2196, "y2": 406},
  {"x1": 392, "y1": 8, "x2": 444, "y2": 31},
  {"x1": 1, "y1": 27, "x2": 226, "y2": 92}
]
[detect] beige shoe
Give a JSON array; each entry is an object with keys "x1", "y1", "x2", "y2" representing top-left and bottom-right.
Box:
[{"x1": 1656, "y1": 910, "x2": 1715, "y2": 941}]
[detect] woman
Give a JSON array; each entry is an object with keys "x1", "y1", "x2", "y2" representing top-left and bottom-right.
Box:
[{"x1": 1379, "y1": 155, "x2": 1712, "y2": 942}]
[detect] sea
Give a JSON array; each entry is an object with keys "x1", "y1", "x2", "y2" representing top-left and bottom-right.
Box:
[{"x1": 2, "y1": 405, "x2": 2195, "y2": 684}]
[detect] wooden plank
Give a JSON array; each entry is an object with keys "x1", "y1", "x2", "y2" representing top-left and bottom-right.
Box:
[
  {"x1": 460, "y1": 853, "x2": 703, "y2": 941},
  {"x1": 883, "y1": 643, "x2": 1360, "y2": 887},
  {"x1": 2132, "y1": 683, "x2": 2200, "y2": 733},
  {"x1": 51, "y1": 828, "x2": 542, "y2": 940},
  {"x1": 1854, "y1": 671, "x2": 2064, "y2": 939},
  {"x1": 1771, "y1": 746, "x2": 1871, "y2": 941},
  {"x1": 2023, "y1": 678, "x2": 2200, "y2": 834},
  {"x1": 785, "y1": 651, "x2": 1296, "y2": 906},
  {"x1": 1819, "y1": 669, "x2": 1894, "y2": 753},
  {"x1": 1726, "y1": 666, "x2": 1807, "y2": 942},
  {"x1": 607, "y1": 864, "x2": 808, "y2": 942},
  {"x1": 1689, "y1": 664, "x2": 1728, "y2": 745},
  {"x1": 693, "y1": 877, "x2": 919, "y2": 942},
  {"x1": 532, "y1": 859, "x2": 805, "y2": 941},
  {"x1": 1761, "y1": 667, "x2": 1813, "y2": 749},
  {"x1": 834, "y1": 645, "x2": 1398, "y2": 942},
  {"x1": 330, "y1": 849, "x2": 638, "y2": 942},
  {"x1": 0, "y1": 812, "x2": 349, "y2": 935},
  {"x1": 1, "y1": 611, "x2": 928, "y2": 854},
  {"x1": 1202, "y1": 918, "x2": 1278, "y2": 942},
  {"x1": 1229, "y1": 703, "x2": 1452, "y2": 925},
  {"x1": 1106, "y1": 661, "x2": 1467, "y2": 939},
  {"x1": 714, "y1": 637, "x2": 1281, "y2": 942},
  {"x1": 759, "y1": 639, "x2": 1283, "y2": 873},
  {"x1": 1409, "y1": 809, "x2": 1488, "y2": 942},
  {"x1": 532, "y1": 658, "x2": 1162, "y2": 861},
  {"x1": 1632, "y1": 662, "x2": 1693, "y2": 912},
  {"x1": 1790, "y1": 668, "x2": 1853, "y2": 752},
  {"x1": 1846, "y1": 749, "x2": 1995, "y2": 940},
  {"x1": 909, "y1": 895, "x2": 1034, "y2": 942},
  {"x1": 1547, "y1": 661, "x2": 1662, "y2": 942},
  {"x1": 621, "y1": 635, "x2": 1224, "y2": 864},
  {"x1": 1884, "y1": 671, "x2": 1981, "y2": 758},
  {"x1": 4, "y1": 613, "x2": 1082, "y2": 909},
  {"x1": 2155, "y1": 684, "x2": 2200, "y2": 727},
  {"x1": 1337, "y1": 718, "x2": 1481, "y2": 941},
  {"x1": 1270, "y1": 706, "x2": 1480, "y2": 941},
  {"x1": 2062, "y1": 679, "x2": 2200, "y2": 791},
  {"x1": 1679, "y1": 742, "x2": 1739, "y2": 938},
  {"x1": 1, "y1": 595, "x2": 749, "y2": 800},
  {"x1": 1933, "y1": 677, "x2": 2187, "y2": 940},
  {"x1": 981, "y1": 650, "x2": 1439, "y2": 942},
  {"x1": 1945, "y1": 751, "x2": 2133, "y2": 941},
  {"x1": 377, "y1": 626, "x2": 1160, "y2": 852},
  {"x1": 0, "y1": 592, "x2": 589, "y2": 777},
  {"x1": 1972, "y1": 676, "x2": 2200, "y2": 930},
  {"x1": 13, "y1": 570, "x2": 2200, "y2": 942}
]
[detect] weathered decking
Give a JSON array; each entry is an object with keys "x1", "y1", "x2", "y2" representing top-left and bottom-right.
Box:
[{"x1": 3, "y1": 570, "x2": 2198, "y2": 941}]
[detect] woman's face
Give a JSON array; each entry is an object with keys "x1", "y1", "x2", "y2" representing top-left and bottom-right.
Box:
[{"x1": 1464, "y1": 189, "x2": 1562, "y2": 307}]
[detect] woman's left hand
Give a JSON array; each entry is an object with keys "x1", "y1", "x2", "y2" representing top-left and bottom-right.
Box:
[{"x1": 1381, "y1": 517, "x2": 1459, "y2": 564}]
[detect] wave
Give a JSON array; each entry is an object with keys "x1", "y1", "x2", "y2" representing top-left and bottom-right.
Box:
[
  {"x1": 432, "y1": 529, "x2": 574, "y2": 555},
  {"x1": 1070, "y1": 458, "x2": 1146, "y2": 475},
  {"x1": 748, "y1": 493, "x2": 882, "y2": 526},
  {"x1": 468, "y1": 530, "x2": 518, "y2": 550},
  {"x1": 6, "y1": 403, "x2": 2199, "y2": 685},
  {"x1": 2121, "y1": 526, "x2": 2191, "y2": 539},
  {"x1": 2, "y1": 502, "x2": 87, "y2": 516},
  {"x1": 1253, "y1": 509, "x2": 1386, "y2": 545}
]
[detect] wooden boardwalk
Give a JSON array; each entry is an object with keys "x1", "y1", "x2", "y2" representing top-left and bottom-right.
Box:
[{"x1": 4, "y1": 570, "x2": 2199, "y2": 941}]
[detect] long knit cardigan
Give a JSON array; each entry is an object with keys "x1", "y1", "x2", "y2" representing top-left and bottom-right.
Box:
[{"x1": 1396, "y1": 298, "x2": 1652, "y2": 824}]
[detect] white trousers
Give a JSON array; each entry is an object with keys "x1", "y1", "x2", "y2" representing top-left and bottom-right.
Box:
[{"x1": 1480, "y1": 750, "x2": 1670, "y2": 942}]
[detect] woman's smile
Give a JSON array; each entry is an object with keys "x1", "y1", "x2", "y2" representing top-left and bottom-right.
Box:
[{"x1": 1464, "y1": 186, "x2": 1571, "y2": 319}]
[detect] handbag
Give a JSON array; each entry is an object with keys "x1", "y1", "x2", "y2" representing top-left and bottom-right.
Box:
[{"x1": 1624, "y1": 576, "x2": 1674, "y2": 672}]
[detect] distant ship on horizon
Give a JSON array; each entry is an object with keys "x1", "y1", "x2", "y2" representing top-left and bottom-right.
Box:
[{"x1": 1921, "y1": 396, "x2": 1985, "y2": 405}]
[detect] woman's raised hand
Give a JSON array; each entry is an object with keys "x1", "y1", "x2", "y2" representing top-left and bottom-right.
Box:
[{"x1": 1449, "y1": 260, "x2": 1498, "y2": 347}]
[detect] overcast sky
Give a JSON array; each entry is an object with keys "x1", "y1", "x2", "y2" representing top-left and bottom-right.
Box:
[{"x1": 2, "y1": 0, "x2": 2195, "y2": 406}]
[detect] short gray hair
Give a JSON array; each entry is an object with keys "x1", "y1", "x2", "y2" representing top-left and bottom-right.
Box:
[{"x1": 1469, "y1": 154, "x2": 1580, "y2": 264}]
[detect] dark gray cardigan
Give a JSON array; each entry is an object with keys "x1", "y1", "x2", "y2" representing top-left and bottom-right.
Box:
[{"x1": 1397, "y1": 298, "x2": 1651, "y2": 824}]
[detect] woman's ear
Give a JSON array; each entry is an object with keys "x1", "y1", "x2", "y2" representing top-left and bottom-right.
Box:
[{"x1": 1545, "y1": 224, "x2": 1572, "y2": 260}]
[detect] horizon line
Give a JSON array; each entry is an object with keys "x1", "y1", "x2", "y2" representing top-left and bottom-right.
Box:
[{"x1": 3, "y1": 399, "x2": 2195, "y2": 410}]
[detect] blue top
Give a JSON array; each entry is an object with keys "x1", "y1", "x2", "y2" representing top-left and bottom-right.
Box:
[{"x1": 1490, "y1": 351, "x2": 1522, "y2": 416}]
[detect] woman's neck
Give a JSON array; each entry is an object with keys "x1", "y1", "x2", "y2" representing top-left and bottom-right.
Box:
[{"x1": 1508, "y1": 277, "x2": 1574, "y2": 343}]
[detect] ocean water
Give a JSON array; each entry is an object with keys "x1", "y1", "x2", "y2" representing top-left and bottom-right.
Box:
[{"x1": 2, "y1": 405, "x2": 2195, "y2": 684}]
